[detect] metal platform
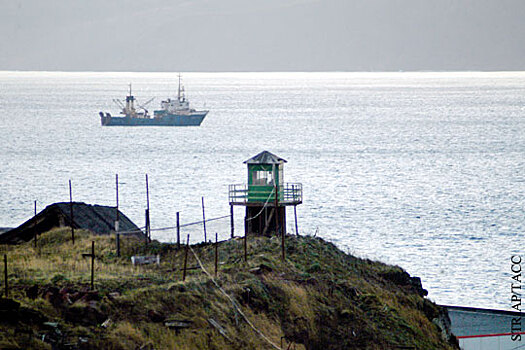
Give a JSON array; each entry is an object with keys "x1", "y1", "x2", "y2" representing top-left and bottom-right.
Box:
[{"x1": 228, "y1": 183, "x2": 302, "y2": 206}]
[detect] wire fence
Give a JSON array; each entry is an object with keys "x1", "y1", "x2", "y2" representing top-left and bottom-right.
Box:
[
  {"x1": 189, "y1": 245, "x2": 281, "y2": 350},
  {"x1": 117, "y1": 186, "x2": 296, "y2": 246},
  {"x1": 149, "y1": 214, "x2": 232, "y2": 232}
]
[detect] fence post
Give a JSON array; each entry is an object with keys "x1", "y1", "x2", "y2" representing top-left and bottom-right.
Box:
[
  {"x1": 114, "y1": 174, "x2": 120, "y2": 256},
  {"x1": 91, "y1": 241, "x2": 95, "y2": 290},
  {"x1": 145, "y1": 174, "x2": 151, "y2": 242},
  {"x1": 116, "y1": 233, "x2": 120, "y2": 258},
  {"x1": 294, "y1": 205, "x2": 299, "y2": 236},
  {"x1": 3, "y1": 254, "x2": 7, "y2": 298},
  {"x1": 33, "y1": 200, "x2": 37, "y2": 248},
  {"x1": 275, "y1": 185, "x2": 285, "y2": 261},
  {"x1": 230, "y1": 205, "x2": 234, "y2": 238},
  {"x1": 215, "y1": 233, "x2": 218, "y2": 277},
  {"x1": 201, "y1": 197, "x2": 207, "y2": 242},
  {"x1": 274, "y1": 185, "x2": 279, "y2": 236},
  {"x1": 183, "y1": 234, "x2": 190, "y2": 282},
  {"x1": 69, "y1": 180, "x2": 75, "y2": 245},
  {"x1": 115, "y1": 174, "x2": 119, "y2": 224},
  {"x1": 145, "y1": 209, "x2": 150, "y2": 243},
  {"x1": 244, "y1": 230, "x2": 248, "y2": 263},
  {"x1": 176, "y1": 212, "x2": 180, "y2": 248}
]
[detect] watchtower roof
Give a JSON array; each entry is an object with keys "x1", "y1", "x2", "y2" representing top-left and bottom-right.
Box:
[{"x1": 244, "y1": 151, "x2": 287, "y2": 165}]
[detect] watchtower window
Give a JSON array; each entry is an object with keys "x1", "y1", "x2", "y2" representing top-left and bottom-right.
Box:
[{"x1": 253, "y1": 170, "x2": 274, "y2": 185}]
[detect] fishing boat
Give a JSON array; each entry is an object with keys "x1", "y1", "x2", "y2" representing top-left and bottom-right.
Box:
[{"x1": 100, "y1": 76, "x2": 208, "y2": 126}]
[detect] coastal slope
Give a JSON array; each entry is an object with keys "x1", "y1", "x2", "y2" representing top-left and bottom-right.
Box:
[{"x1": 0, "y1": 229, "x2": 458, "y2": 349}]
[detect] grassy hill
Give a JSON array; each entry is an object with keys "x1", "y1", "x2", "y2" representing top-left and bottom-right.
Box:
[{"x1": 0, "y1": 228, "x2": 458, "y2": 349}]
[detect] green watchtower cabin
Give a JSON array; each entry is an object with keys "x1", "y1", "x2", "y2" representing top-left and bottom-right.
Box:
[{"x1": 229, "y1": 151, "x2": 302, "y2": 236}]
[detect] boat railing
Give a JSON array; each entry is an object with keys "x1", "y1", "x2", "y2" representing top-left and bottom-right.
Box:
[{"x1": 229, "y1": 183, "x2": 302, "y2": 205}]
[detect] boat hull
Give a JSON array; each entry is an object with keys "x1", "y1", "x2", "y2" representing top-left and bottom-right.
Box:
[{"x1": 101, "y1": 111, "x2": 208, "y2": 126}]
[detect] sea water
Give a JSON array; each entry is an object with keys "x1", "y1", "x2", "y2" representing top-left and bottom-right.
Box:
[{"x1": 0, "y1": 71, "x2": 523, "y2": 309}]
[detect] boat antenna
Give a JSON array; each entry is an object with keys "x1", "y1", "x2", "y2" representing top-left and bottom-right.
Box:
[
  {"x1": 129, "y1": 83, "x2": 132, "y2": 97},
  {"x1": 178, "y1": 73, "x2": 181, "y2": 101}
]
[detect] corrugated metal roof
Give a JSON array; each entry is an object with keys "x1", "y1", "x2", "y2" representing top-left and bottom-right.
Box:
[
  {"x1": 445, "y1": 305, "x2": 520, "y2": 337},
  {"x1": 244, "y1": 151, "x2": 287, "y2": 165}
]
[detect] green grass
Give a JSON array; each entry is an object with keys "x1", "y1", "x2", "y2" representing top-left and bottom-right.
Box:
[{"x1": 0, "y1": 229, "x2": 458, "y2": 349}]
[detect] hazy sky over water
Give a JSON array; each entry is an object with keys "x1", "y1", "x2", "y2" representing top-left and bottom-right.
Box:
[{"x1": 1, "y1": 0, "x2": 524, "y2": 71}]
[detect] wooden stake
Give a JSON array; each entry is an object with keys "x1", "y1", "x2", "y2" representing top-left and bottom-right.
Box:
[
  {"x1": 230, "y1": 205, "x2": 234, "y2": 238},
  {"x1": 145, "y1": 174, "x2": 150, "y2": 242},
  {"x1": 201, "y1": 197, "x2": 207, "y2": 242},
  {"x1": 146, "y1": 174, "x2": 150, "y2": 211},
  {"x1": 183, "y1": 234, "x2": 190, "y2": 281},
  {"x1": 33, "y1": 200, "x2": 37, "y2": 248},
  {"x1": 91, "y1": 241, "x2": 95, "y2": 290},
  {"x1": 115, "y1": 174, "x2": 120, "y2": 257},
  {"x1": 115, "y1": 174, "x2": 120, "y2": 230},
  {"x1": 176, "y1": 212, "x2": 180, "y2": 248},
  {"x1": 275, "y1": 185, "x2": 284, "y2": 261},
  {"x1": 294, "y1": 205, "x2": 299, "y2": 236},
  {"x1": 274, "y1": 185, "x2": 279, "y2": 236},
  {"x1": 244, "y1": 229, "x2": 247, "y2": 263},
  {"x1": 82, "y1": 244, "x2": 95, "y2": 290},
  {"x1": 145, "y1": 209, "x2": 150, "y2": 243},
  {"x1": 3, "y1": 254, "x2": 7, "y2": 298},
  {"x1": 69, "y1": 180, "x2": 75, "y2": 245},
  {"x1": 116, "y1": 233, "x2": 120, "y2": 258},
  {"x1": 214, "y1": 233, "x2": 218, "y2": 277}
]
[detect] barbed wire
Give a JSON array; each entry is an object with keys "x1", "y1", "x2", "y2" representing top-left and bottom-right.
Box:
[
  {"x1": 115, "y1": 214, "x2": 232, "y2": 237},
  {"x1": 189, "y1": 245, "x2": 281, "y2": 349},
  {"x1": 117, "y1": 191, "x2": 277, "y2": 237},
  {"x1": 116, "y1": 226, "x2": 146, "y2": 235},
  {"x1": 148, "y1": 214, "x2": 232, "y2": 232}
]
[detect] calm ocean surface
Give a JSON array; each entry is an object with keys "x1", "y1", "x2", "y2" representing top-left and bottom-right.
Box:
[{"x1": 0, "y1": 71, "x2": 524, "y2": 309}]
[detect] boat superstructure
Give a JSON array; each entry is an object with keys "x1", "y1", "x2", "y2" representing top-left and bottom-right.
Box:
[
  {"x1": 99, "y1": 84, "x2": 154, "y2": 126},
  {"x1": 153, "y1": 74, "x2": 209, "y2": 123},
  {"x1": 100, "y1": 75, "x2": 208, "y2": 126}
]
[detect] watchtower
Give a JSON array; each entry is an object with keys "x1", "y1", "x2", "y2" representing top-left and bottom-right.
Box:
[{"x1": 229, "y1": 151, "x2": 302, "y2": 236}]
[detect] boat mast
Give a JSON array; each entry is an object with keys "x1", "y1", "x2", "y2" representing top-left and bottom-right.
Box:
[
  {"x1": 125, "y1": 83, "x2": 135, "y2": 115},
  {"x1": 178, "y1": 73, "x2": 181, "y2": 102}
]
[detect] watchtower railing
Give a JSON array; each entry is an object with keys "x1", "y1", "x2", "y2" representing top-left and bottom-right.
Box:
[{"x1": 229, "y1": 183, "x2": 302, "y2": 205}]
